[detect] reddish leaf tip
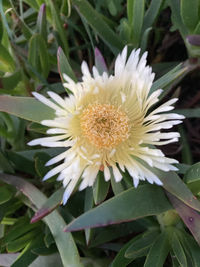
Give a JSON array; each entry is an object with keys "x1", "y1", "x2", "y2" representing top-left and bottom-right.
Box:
[{"x1": 31, "y1": 208, "x2": 52, "y2": 223}]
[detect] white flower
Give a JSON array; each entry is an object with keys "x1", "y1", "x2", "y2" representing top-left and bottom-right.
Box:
[{"x1": 28, "y1": 47, "x2": 184, "y2": 204}]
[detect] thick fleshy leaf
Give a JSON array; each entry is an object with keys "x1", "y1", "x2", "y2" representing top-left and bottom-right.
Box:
[
  {"x1": 31, "y1": 187, "x2": 64, "y2": 223},
  {"x1": 0, "y1": 185, "x2": 14, "y2": 204},
  {"x1": 111, "y1": 235, "x2": 140, "y2": 267},
  {"x1": 175, "y1": 108, "x2": 200, "y2": 118},
  {"x1": 179, "y1": 231, "x2": 200, "y2": 266},
  {"x1": 154, "y1": 169, "x2": 200, "y2": 213},
  {"x1": 169, "y1": 0, "x2": 188, "y2": 38},
  {"x1": 84, "y1": 188, "x2": 93, "y2": 245},
  {"x1": 57, "y1": 47, "x2": 77, "y2": 83},
  {"x1": 150, "y1": 64, "x2": 186, "y2": 94},
  {"x1": 0, "y1": 173, "x2": 82, "y2": 267},
  {"x1": 184, "y1": 162, "x2": 200, "y2": 195},
  {"x1": 7, "y1": 151, "x2": 35, "y2": 175},
  {"x1": 94, "y1": 47, "x2": 108, "y2": 75},
  {"x1": 125, "y1": 229, "x2": 159, "y2": 258},
  {"x1": 180, "y1": 0, "x2": 199, "y2": 32},
  {"x1": 28, "y1": 34, "x2": 50, "y2": 78},
  {"x1": 171, "y1": 231, "x2": 187, "y2": 267},
  {"x1": 37, "y1": 4, "x2": 47, "y2": 42},
  {"x1": 0, "y1": 43, "x2": 15, "y2": 72},
  {"x1": 90, "y1": 220, "x2": 145, "y2": 248},
  {"x1": 184, "y1": 162, "x2": 200, "y2": 184},
  {"x1": 71, "y1": 0, "x2": 123, "y2": 54},
  {"x1": 10, "y1": 235, "x2": 42, "y2": 267},
  {"x1": 0, "y1": 150, "x2": 14, "y2": 173},
  {"x1": 132, "y1": 0, "x2": 145, "y2": 46},
  {"x1": 142, "y1": 0, "x2": 163, "y2": 32},
  {"x1": 49, "y1": 0, "x2": 69, "y2": 56},
  {"x1": 167, "y1": 192, "x2": 200, "y2": 246},
  {"x1": 0, "y1": 95, "x2": 55, "y2": 123},
  {"x1": 64, "y1": 184, "x2": 172, "y2": 232},
  {"x1": 93, "y1": 171, "x2": 110, "y2": 205},
  {"x1": 144, "y1": 230, "x2": 171, "y2": 267}
]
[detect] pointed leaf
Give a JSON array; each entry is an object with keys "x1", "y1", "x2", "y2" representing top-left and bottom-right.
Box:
[
  {"x1": 0, "y1": 95, "x2": 55, "y2": 123},
  {"x1": 167, "y1": 192, "x2": 200, "y2": 246},
  {"x1": 28, "y1": 34, "x2": 50, "y2": 78},
  {"x1": 37, "y1": 4, "x2": 47, "y2": 42},
  {"x1": 154, "y1": 170, "x2": 200, "y2": 213},
  {"x1": 31, "y1": 187, "x2": 64, "y2": 223},
  {"x1": 71, "y1": 0, "x2": 123, "y2": 54},
  {"x1": 0, "y1": 173, "x2": 82, "y2": 267},
  {"x1": 93, "y1": 171, "x2": 110, "y2": 205},
  {"x1": 0, "y1": 44, "x2": 15, "y2": 72},
  {"x1": 175, "y1": 108, "x2": 200, "y2": 118},
  {"x1": 64, "y1": 184, "x2": 172, "y2": 232},
  {"x1": 181, "y1": 0, "x2": 199, "y2": 32},
  {"x1": 57, "y1": 47, "x2": 77, "y2": 84},
  {"x1": 184, "y1": 162, "x2": 200, "y2": 184},
  {"x1": 142, "y1": 0, "x2": 163, "y2": 32},
  {"x1": 144, "y1": 230, "x2": 171, "y2": 267},
  {"x1": 94, "y1": 47, "x2": 108, "y2": 75},
  {"x1": 172, "y1": 231, "x2": 187, "y2": 267},
  {"x1": 125, "y1": 229, "x2": 159, "y2": 258},
  {"x1": 150, "y1": 64, "x2": 186, "y2": 94}
]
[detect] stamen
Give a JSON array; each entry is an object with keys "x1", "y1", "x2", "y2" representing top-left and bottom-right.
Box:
[{"x1": 80, "y1": 104, "x2": 130, "y2": 149}]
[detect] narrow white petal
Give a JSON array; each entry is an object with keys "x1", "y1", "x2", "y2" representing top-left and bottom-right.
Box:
[
  {"x1": 47, "y1": 91, "x2": 67, "y2": 108},
  {"x1": 112, "y1": 165, "x2": 122, "y2": 182},
  {"x1": 43, "y1": 162, "x2": 68, "y2": 181},
  {"x1": 46, "y1": 128, "x2": 68, "y2": 134},
  {"x1": 104, "y1": 165, "x2": 111, "y2": 181},
  {"x1": 133, "y1": 178, "x2": 139, "y2": 187},
  {"x1": 32, "y1": 92, "x2": 61, "y2": 111},
  {"x1": 45, "y1": 150, "x2": 69, "y2": 166},
  {"x1": 63, "y1": 178, "x2": 79, "y2": 205}
]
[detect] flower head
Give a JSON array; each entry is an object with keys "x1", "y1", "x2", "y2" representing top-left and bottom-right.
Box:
[{"x1": 28, "y1": 47, "x2": 184, "y2": 204}]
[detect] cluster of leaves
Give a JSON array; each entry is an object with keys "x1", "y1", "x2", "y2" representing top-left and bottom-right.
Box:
[{"x1": 0, "y1": 0, "x2": 200, "y2": 266}]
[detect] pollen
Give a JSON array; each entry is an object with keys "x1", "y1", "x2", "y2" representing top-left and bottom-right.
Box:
[{"x1": 80, "y1": 103, "x2": 130, "y2": 149}]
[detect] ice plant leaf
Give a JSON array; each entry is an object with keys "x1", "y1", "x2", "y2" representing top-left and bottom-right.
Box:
[
  {"x1": 181, "y1": 0, "x2": 199, "y2": 32},
  {"x1": 171, "y1": 231, "x2": 187, "y2": 267},
  {"x1": 31, "y1": 187, "x2": 64, "y2": 223},
  {"x1": 57, "y1": 47, "x2": 77, "y2": 83},
  {"x1": 125, "y1": 229, "x2": 160, "y2": 258},
  {"x1": 142, "y1": 0, "x2": 163, "y2": 32},
  {"x1": 64, "y1": 185, "x2": 172, "y2": 232},
  {"x1": 28, "y1": 47, "x2": 184, "y2": 205},
  {"x1": 93, "y1": 171, "x2": 110, "y2": 205},
  {"x1": 184, "y1": 162, "x2": 200, "y2": 184},
  {"x1": 144, "y1": 230, "x2": 171, "y2": 267},
  {"x1": 0, "y1": 173, "x2": 82, "y2": 267},
  {"x1": 167, "y1": 192, "x2": 200, "y2": 246},
  {"x1": 37, "y1": 4, "x2": 47, "y2": 42},
  {"x1": 174, "y1": 108, "x2": 200, "y2": 118},
  {"x1": 0, "y1": 43, "x2": 15, "y2": 72},
  {"x1": 0, "y1": 95, "x2": 55, "y2": 123},
  {"x1": 94, "y1": 47, "x2": 108, "y2": 75},
  {"x1": 154, "y1": 169, "x2": 200, "y2": 212},
  {"x1": 150, "y1": 63, "x2": 186, "y2": 94},
  {"x1": 72, "y1": 0, "x2": 124, "y2": 54}
]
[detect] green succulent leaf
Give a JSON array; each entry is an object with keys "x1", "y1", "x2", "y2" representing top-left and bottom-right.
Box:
[
  {"x1": 0, "y1": 173, "x2": 82, "y2": 267},
  {"x1": 64, "y1": 184, "x2": 172, "y2": 232},
  {"x1": 0, "y1": 95, "x2": 55, "y2": 123}
]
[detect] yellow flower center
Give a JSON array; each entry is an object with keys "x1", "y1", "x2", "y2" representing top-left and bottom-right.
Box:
[{"x1": 80, "y1": 103, "x2": 130, "y2": 149}]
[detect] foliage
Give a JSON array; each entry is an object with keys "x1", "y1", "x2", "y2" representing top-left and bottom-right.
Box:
[{"x1": 0, "y1": 0, "x2": 200, "y2": 266}]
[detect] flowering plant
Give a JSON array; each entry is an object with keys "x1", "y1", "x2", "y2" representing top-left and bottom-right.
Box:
[
  {"x1": 29, "y1": 47, "x2": 184, "y2": 204},
  {"x1": 0, "y1": 1, "x2": 200, "y2": 266}
]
